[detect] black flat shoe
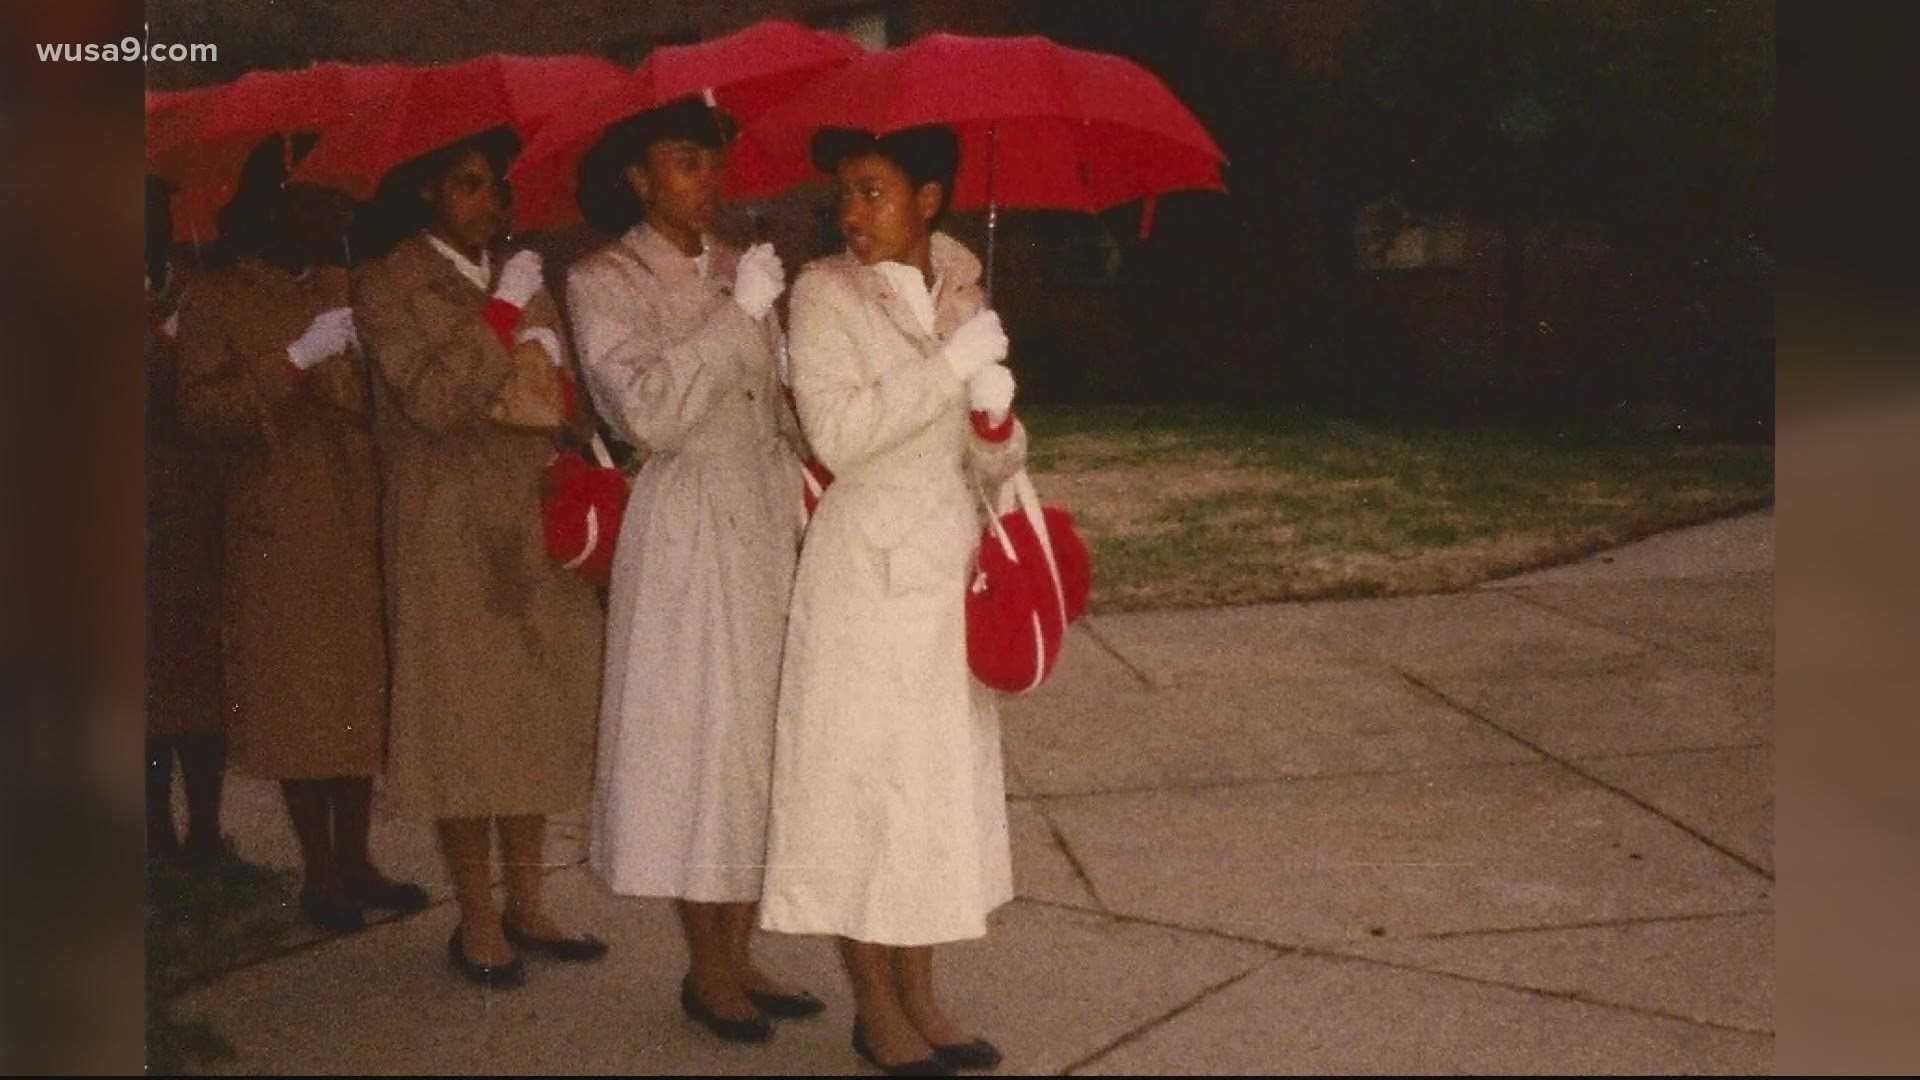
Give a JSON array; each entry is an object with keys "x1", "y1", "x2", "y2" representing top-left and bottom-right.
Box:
[
  {"x1": 680, "y1": 976, "x2": 772, "y2": 1043},
  {"x1": 502, "y1": 919, "x2": 609, "y2": 962},
  {"x1": 447, "y1": 928, "x2": 526, "y2": 989},
  {"x1": 298, "y1": 890, "x2": 367, "y2": 933},
  {"x1": 746, "y1": 987, "x2": 827, "y2": 1019},
  {"x1": 344, "y1": 876, "x2": 431, "y2": 915},
  {"x1": 853, "y1": 1022, "x2": 954, "y2": 1077},
  {"x1": 932, "y1": 1038, "x2": 1003, "y2": 1071}
]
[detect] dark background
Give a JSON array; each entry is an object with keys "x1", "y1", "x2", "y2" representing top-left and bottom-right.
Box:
[{"x1": 139, "y1": 0, "x2": 1774, "y2": 437}]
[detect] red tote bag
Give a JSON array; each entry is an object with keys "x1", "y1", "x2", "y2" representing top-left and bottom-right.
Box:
[{"x1": 966, "y1": 470, "x2": 1092, "y2": 694}]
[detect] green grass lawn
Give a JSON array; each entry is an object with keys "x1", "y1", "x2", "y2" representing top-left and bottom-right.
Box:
[{"x1": 1020, "y1": 405, "x2": 1774, "y2": 611}]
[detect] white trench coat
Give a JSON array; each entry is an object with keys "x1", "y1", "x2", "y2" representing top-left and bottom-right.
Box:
[
  {"x1": 569, "y1": 224, "x2": 804, "y2": 900},
  {"x1": 761, "y1": 233, "x2": 1027, "y2": 945}
]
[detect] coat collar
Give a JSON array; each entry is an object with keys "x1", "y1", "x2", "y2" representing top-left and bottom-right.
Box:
[
  {"x1": 841, "y1": 231, "x2": 984, "y2": 351},
  {"x1": 620, "y1": 223, "x2": 739, "y2": 288},
  {"x1": 391, "y1": 233, "x2": 493, "y2": 304}
]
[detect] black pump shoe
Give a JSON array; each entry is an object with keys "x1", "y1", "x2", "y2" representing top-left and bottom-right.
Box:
[
  {"x1": 746, "y1": 987, "x2": 826, "y2": 1019},
  {"x1": 680, "y1": 977, "x2": 772, "y2": 1043},
  {"x1": 447, "y1": 928, "x2": 526, "y2": 989},
  {"x1": 932, "y1": 1037, "x2": 1003, "y2": 1071},
  {"x1": 502, "y1": 918, "x2": 609, "y2": 962},
  {"x1": 852, "y1": 1022, "x2": 954, "y2": 1077},
  {"x1": 298, "y1": 890, "x2": 366, "y2": 933}
]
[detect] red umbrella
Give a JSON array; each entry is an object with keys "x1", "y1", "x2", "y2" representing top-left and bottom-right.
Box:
[
  {"x1": 288, "y1": 56, "x2": 516, "y2": 202},
  {"x1": 146, "y1": 63, "x2": 408, "y2": 244},
  {"x1": 505, "y1": 20, "x2": 863, "y2": 232},
  {"x1": 734, "y1": 32, "x2": 1227, "y2": 289}
]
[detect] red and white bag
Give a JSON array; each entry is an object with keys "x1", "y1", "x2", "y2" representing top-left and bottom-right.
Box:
[
  {"x1": 542, "y1": 432, "x2": 629, "y2": 587},
  {"x1": 966, "y1": 470, "x2": 1092, "y2": 694}
]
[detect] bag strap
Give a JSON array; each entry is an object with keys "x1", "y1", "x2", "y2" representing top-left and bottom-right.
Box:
[
  {"x1": 589, "y1": 431, "x2": 615, "y2": 469},
  {"x1": 973, "y1": 477, "x2": 1018, "y2": 562},
  {"x1": 1009, "y1": 469, "x2": 1069, "y2": 630}
]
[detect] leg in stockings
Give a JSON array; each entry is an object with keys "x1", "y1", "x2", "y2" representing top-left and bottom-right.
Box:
[
  {"x1": 842, "y1": 938, "x2": 934, "y2": 1067},
  {"x1": 498, "y1": 815, "x2": 606, "y2": 960},
  {"x1": 438, "y1": 817, "x2": 510, "y2": 966},
  {"x1": 679, "y1": 900, "x2": 757, "y2": 1022},
  {"x1": 895, "y1": 945, "x2": 967, "y2": 1046},
  {"x1": 330, "y1": 777, "x2": 427, "y2": 913}
]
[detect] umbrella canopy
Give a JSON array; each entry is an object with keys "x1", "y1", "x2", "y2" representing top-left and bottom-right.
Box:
[
  {"x1": 733, "y1": 32, "x2": 1227, "y2": 215},
  {"x1": 505, "y1": 20, "x2": 863, "y2": 232},
  {"x1": 146, "y1": 63, "x2": 408, "y2": 243},
  {"x1": 286, "y1": 53, "x2": 610, "y2": 202}
]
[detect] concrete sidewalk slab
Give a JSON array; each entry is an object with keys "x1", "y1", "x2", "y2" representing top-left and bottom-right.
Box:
[
  {"x1": 1338, "y1": 911, "x2": 1773, "y2": 1034},
  {"x1": 1581, "y1": 747, "x2": 1774, "y2": 872},
  {"x1": 1413, "y1": 656, "x2": 1773, "y2": 759},
  {"x1": 1488, "y1": 512, "x2": 1773, "y2": 587},
  {"x1": 1002, "y1": 671, "x2": 1539, "y2": 798},
  {"x1": 1498, "y1": 572, "x2": 1774, "y2": 673},
  {"x1": 1041, "y1": 763, "x2": 1772, "y2": 947},
  {"x1": 1072, "y1": 950, "x2": 1773, "y2": 1075}
]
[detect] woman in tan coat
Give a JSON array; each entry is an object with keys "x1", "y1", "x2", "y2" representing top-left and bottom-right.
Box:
[
  {"x1": 567, "y1": 98, "x2": 819, "y2": 1043},
  {"x1": 762, "y1": 126, "x2": 1025, "y2": 1076},
  {"x1": 175, "y1": 137, "x2": 427, "y2": 930},
  {"x1": 350, "y1": 127, "x2": 607, "y2": 988}
]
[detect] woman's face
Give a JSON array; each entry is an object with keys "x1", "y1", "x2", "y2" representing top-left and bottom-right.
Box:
[
  {"x1": 628, "y1": 138, "x2": 723, "y2": 255},
  {"x1": 834, "y1": 151, "x2": 940, "y2": 268},
  {"x1": 423, "y1": 148, "x2": 505, "y2": 260}
]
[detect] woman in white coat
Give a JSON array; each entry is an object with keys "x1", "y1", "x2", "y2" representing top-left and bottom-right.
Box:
[
  {"x1": 761, "y1": 125, "x2": 1026, "y2": 1077},
  {"x1": 566, "y1": 98, "x2": 821, "y2": 1044}
]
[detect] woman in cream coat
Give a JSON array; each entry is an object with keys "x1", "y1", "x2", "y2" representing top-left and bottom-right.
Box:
[
  {"x1": 566, "y1": 99, "x2": 820, "y2": 1043},
  {"x1": 761, "y1": 125, "x2": 1025, "y2": 1076}
]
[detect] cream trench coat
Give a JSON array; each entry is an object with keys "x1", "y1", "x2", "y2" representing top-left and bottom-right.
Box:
[
  {"x1": 567, "y1": 224, "x2": 805, "y2": 900},
  {"x1": 760, "y1": 233, "x2": 1027, "y2": 946}
]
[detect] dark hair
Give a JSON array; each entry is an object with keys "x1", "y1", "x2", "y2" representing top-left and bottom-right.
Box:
[
  {"x1": 212, "y1": 132, "x2": 320, "y2": 266},
  {"x1": 576, "y1": 97, "x2": 734, "y2": 235},
  {"x1": 810, "y1": 124, "x2": 961, "y2": 223},
  {"x1": 355, "y1": 125, "x2": 520, "y2": 258}
]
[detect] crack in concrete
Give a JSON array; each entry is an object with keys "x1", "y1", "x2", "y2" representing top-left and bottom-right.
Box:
[{"x1": 1395, "y1": 670, "x2": 1775, "y2": 882}]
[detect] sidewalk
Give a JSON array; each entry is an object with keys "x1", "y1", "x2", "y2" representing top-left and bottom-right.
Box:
[{"x1": 171, "y1": 511, "x2": 1774, "y2": 1074}]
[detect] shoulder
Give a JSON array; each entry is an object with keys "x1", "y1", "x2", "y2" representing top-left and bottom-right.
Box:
[
  {"x1": 567, "y1": 237, "x2": 639, "y2": 285},
  {"x1": 929, "y1": 232, "x2": 982, "y2": 288},
  {"x1": 352, "y1": 235, "x2": 431, "y2": 297},
  {"x1": 792, "y1": 252, "x2": 864, "y2": 307}
]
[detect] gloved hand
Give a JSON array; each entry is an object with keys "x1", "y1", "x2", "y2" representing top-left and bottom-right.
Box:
[
  {"x1": 967, "y1": 361, "x2": 1015, "y2": 422},
  {"x1": 732, "y1": 242, "x2": 786, "y2": 320},
  {"x1": 493, "y1": 249, "x2": 545, "y2": 309},
  {"x1": 286, "y1": 306, "x2": 358, "y2": 370},
  {"x1": 939, "y1": 309, "x2": 1008, "y2": 382}
]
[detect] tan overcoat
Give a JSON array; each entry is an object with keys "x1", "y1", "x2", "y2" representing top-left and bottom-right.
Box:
[
  {"x1": 174, "y1": 259, "x2": 385, "y2": 777},
  {"x1": 349, "y1": 234, "x2": 602, "y2": 818}
]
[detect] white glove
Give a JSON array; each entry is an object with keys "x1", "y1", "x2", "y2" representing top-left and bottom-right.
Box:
[
  {"x1": 732, "y1": 242, "x2": 786, "y2": 320},
  {"x1": 967, "y1": 361, "x2": 1014, "y2": 421},
  {"x1": 939, "y1": 309, "x2": 1008, "y2": 382},
  {"x1": 493, "y1": 249, "x2": 544, "y2": 309},
  {"x1": 286, "y1": 307, "x2": 358, "y2": 370}
]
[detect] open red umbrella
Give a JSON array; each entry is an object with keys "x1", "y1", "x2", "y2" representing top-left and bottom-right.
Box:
[
  {"x1": 146, "y1": 63, "x2": 408, "y2": 243},
  {"x1": 733, "y1": 32, "x2": 1227, "y2": 289},
  {"x1": 505, "y1": 20, "x2": 863, "y2": 232}
]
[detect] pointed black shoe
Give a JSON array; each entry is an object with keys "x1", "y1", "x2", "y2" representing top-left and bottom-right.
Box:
[
  {"x1": 344, "y1": 875, "x2": 430, "y2": 915},
  {"x1": 680, "y1": 976, "x2": 772, "y2": 1043},
  {"x1": 932, "y1": 1038, "x2": 1003, "y2": 1071},
  {"x1": 447, "y1": 928, "x2": 526, "y2": 989},
  {"x1": 746, "y1": 987, "x2": 827, "y2": 1019},
  {"x1": 502, "y1": 918, "x2": 609, "y2": 962},
  {"x1": 852, "y1": 1022, "x2": 954, "y2": 1077},
  {"x1": 298, "y1": 890, "x2": 367, "y2": 933}
]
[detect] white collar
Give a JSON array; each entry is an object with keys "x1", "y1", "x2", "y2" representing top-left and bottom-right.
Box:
[
  {"x1": 426, "y1": 233, "x2": 493, "y2": 292},
  {"x1": 872, "y1": 260, "x2": 944, "y2": 336}
]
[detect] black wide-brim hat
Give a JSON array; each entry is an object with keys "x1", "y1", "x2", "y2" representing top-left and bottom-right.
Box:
[
  {"x1": 576, "y1": 98, "x2": 736, "y2": 233},
  {"x1": 375, "y1": 124, "x2": 523, "y2": 205},
  {"x1": 808, "y1": 124, "x2": 959, "y2": 182}
]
